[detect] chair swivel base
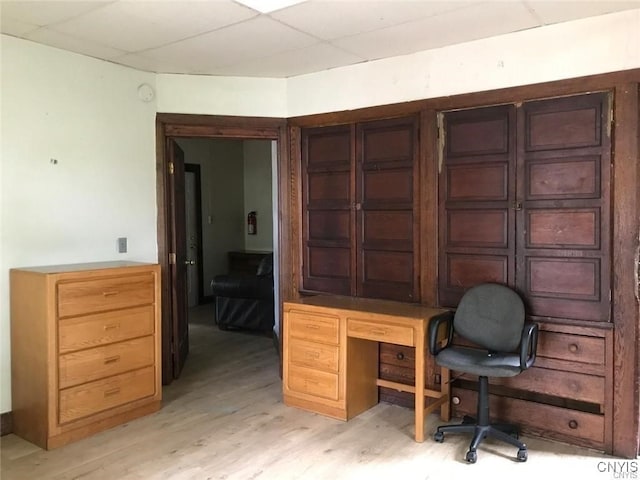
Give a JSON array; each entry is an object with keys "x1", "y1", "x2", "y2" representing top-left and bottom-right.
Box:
[{"x1": 434, "y1": 416, "x2": 528, "y2": 463}]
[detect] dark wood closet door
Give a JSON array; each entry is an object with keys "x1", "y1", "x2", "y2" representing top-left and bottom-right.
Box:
[
  {"x1": 301, "y1": 125, "x2": 355, "y2": 295},
  {"x1": 438, "y1": 105, "x2": 517, "y2": 307},
  {"x1": 517, "y1": 92, "x2": 611, "y2": 322},
  {"x1": 356, "y1": 116, "x2": 419, "y2": 302}
]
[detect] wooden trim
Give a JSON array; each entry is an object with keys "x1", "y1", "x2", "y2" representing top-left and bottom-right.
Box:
[
  {"x1": 288, "y1": 69, "x2": 640, "y2": 127},
  {"x1": 155, "y1": 114, "x2": 287, "y2": 385},
  {"x1": 420, "y1": 110, "x2": 438, "y2": 306},
  {"x1": 611, "y1": 83, "x2": 640, "y2": 458},
  {"x1": 0, "y1": 411, "x2": 12, "y2": 436},
  {"x1": 287, "y1": 126, "x2": 303, "y2": 300}
]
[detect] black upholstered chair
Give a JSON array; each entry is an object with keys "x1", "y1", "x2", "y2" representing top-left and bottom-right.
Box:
[
  {"x1": 428, "y1": 283, "x2": 538, "y2": 463},
  {"x1": 210, "y1": 253, "x2": 274, "y2": 333}
]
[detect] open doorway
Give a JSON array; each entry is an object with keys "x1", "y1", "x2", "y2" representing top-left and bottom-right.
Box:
[
  {"x1": 156, "y1": 114, "x2": 290, "y2": 385},
  {"x1": 177, "y1": 138, "x2": 275, "y2": 334}
]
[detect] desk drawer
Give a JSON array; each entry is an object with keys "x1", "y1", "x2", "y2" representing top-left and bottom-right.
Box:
[
  {"x1": 538, "y1": 331, "x2": 605, "y2": 366},
  {"x1": 58, "y1": 274, "x2": 155, "y2": 318},
  {"x1": 290, "y1": 339, "x2": 339, "y2": 373},
  {"x1": 287, "y1": 365, "x2": 339, "y2": 401},
  {"x1": 59, "y1": 366, "x2": 155, "y2": 424},
  {"x1": 288, "y1": 311, "x2": 339, "y2": 345},
  {"x1": 59, "y1": 336, "x2": 155, "y2": 389},
  {"x1": 347, "y1": 319, "x2": 413, "y2": 346},
  {"x1": 58, "y1": 305, "x2": 155, "y2": 354}
]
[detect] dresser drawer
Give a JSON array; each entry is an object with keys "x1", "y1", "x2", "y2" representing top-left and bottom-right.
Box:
[
  {"x1": 59, "y1": 366, "x2": 156, "y2": 424},
  {"x1": 288, "y1": 311, "x2": 339, "y2": 345},
  {"x1": 58, "y1": 274, "x2": 155, "y2": 318},
  {"x1": 347, "y1": 319, "x2": 413, "y2": 346},
  {"x1": 538, "y1": 331, "x2": 605, "y2": 366},
  {"x1": 59, "y1": 336, "x2": 155, "y2": 389},
  {"x1": 290, "y1": 339, "x2": 339, "y2": 373},
  {"x1": 58, "y1": 305, "x2": 155, "y2": 354},
  {"x1": 287, "y1": 365, "x2": 339, "y2": 401}
]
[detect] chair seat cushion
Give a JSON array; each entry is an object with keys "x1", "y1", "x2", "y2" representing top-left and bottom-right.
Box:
[{"x1": 436, "y1": 346, "x2": 522, "y2": 378}]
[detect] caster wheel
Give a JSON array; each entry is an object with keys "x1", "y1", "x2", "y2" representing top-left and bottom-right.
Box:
[
  {"x1": 465, "y1": 450, "x2": 477, "y2": 463},
  {"x1": 433, "y1": 432, "x2": 444, "y2": 443},
  {"x1": 517, "y1": 448, "x2": 528, "y2": 462}
]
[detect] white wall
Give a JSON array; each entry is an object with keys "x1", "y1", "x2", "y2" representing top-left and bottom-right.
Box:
[
  {"x1": 287, "y1": 9, "x2": 640, "y2": 116},
  {"x1": 176, "y1": 138, "x2": 245, "y2": 294},
  {"x1": 0, "y1": 36, "x2": 158, "y2": 412},
  {"x1": 156, "y1": 74, "x2": 287, "y2": 118},
  {"x1": 243, "y1": 140, "x2": 273, "y2": 252}
]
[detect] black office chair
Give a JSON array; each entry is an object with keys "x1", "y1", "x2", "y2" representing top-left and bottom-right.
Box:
[{"x1": 428, "y1": 283, "x2": 538, "y2": 463}]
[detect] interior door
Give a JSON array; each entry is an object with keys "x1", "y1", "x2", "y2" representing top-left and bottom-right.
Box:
[{"x1": 168, "y1": 139, "x2": 189, "y2": 378}]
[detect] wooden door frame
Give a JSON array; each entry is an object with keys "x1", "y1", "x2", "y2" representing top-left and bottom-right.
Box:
[{"x1": 156, "y1": 113, "x2": 291, "y2": 385}]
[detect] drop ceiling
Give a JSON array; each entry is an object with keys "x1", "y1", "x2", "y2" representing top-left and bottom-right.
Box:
[{"x1": 1, "y1": 0, "x2": 638, "y2": 78}]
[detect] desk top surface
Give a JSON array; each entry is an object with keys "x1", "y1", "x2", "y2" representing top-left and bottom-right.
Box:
[{"x1": 284, "y1": 295, "x2": 449, "y2": 320}]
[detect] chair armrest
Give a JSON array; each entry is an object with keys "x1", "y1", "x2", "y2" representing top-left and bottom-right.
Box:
[
  {"x1": 428, "y1": 311, "x2": 454, "y2": 356},
  {"x1": 519, "y1": 322, "x2": 539, "y2": 370}
]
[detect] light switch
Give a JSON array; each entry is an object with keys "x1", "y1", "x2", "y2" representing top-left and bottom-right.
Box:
[{"x1": 117, "y1": 237, "x2": 127, "y2": 253}]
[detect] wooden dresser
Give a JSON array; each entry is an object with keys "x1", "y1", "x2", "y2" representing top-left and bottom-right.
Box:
[
  {"x1": 10, "y1": 261, "x2": 162, "y2": 449},
  {"x1": 283, "y1": 295, "x2": 451, "y2": 442}
]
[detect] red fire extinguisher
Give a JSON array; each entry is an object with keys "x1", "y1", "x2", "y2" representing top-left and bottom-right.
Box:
[{"x1": 247, "y1": 211, "x2": 257, "y2": 235}]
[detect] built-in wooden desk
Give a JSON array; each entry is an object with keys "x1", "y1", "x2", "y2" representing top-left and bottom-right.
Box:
[{"x1": 283, "y1": 295, "x2": 451, "y2": 442}]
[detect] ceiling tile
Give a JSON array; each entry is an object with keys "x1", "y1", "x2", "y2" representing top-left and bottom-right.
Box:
[
  {"x1": 0, "y1": 15, "x2": 39, "y2": 37},
  {"x1": 50, "y1": 0, "x2": 259, "y2": 52},
  {"x1": 209, "y1": 42, "x2": 366, "y2": 77},
  {"x1": 0, "y1": 1, "x2": 111, "y2": 27},
  {"x1": 333, "y1": 1, "x2": 541, "y2": 60},
  {"x1": 25, "y1": 27, "x2": 126, "y2": 60},
  {"x1": 112, "y1": 52, "x2": 183, "y2": 74},
  {"x1": 140, "y1": 16, "x2": 319, "y2": 72},
  {"x1": 525, "y1": 0, "x2": 640, "y2": 24},
  {"x1": 271, "y1": 0, "x2": 475, "y2": 40}
]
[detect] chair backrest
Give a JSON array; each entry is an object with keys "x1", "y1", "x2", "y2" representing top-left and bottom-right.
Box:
[{"x1": 454, "y1": 284, "x2": 525, "y2": 352}]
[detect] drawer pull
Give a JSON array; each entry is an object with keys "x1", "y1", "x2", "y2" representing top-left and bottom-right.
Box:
[
  {"x1": 305, "y1": 324, "x2": 320, "y2": 330},
  {"x1": 396, "y1": 352, "x2": 405, "y2": 361},
  {"x1": 102, "y1": 290, "x2": 119, "y2": 297},
  {"x1": 568, "y1": 343, "x2": 579, "y2": 353},
  {"x1": 370, "y1": 328, "x2": 387, "y2": 336},
  {"x1": 568, "y1": 420, "x2": 578, "y2": 429},
  {"x1": 104, "y1": 323, "x2": 120, "y2": 331},
  {"x1": 305, "y1": 351, "x2": 320, "y2": 359},
  {"x1": 104, "y1": 387, "x2": 121, "y2": 397},
  {"x1": 104, "y1": 355, "x2": 121, "y2": 365}
]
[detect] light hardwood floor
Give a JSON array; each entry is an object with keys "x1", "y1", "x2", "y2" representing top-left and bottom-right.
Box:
[{"x1": 0, "y1": 304, "x2": 624, "y2": 480}]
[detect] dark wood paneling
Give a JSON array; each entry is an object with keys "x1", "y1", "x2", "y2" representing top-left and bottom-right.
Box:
[
  {"x1": 357, "y1": 116, "x2": 419, "y2": 302},
  {"x1": 446, "y1": 254, "x2": 508, "y2": 290},
  {"x1": 439, "y1": 105, "x2": 516, "y2": 307},
  {"x1": 301, "y1": 125, "x2": 354, "y2": 295},
  {"x1": 448, "y1": 117, "x2": 509, "y2": 156},
  {"x1": 447, "y1": 210, "x2": 508, "y2": 247},
  {"x1": 527, "y1": 209, "x2": 599, "y2": 248},
  {"x1": 537, "y1": 330, "x2": 605, "y2": 366},
  {"x1": 517, "y1": 92, "x2": 611, "y2": 323},
  {"x1": 448, "y1": 163, "x2": 508, "y2": 201},
  {"x1": 420, "y1": 110, "x2": 438, "y2": 307},
  {"x1": 527, "y1": 156, "x2": 599, "y2": 200},
  {"x1": 308, "y1": 210, "x2": 350, "y2": 242}
]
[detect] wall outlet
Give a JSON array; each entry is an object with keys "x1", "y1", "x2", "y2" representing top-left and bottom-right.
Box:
[{"x1": 117, "y1": 237, "x2": 127, "y2": 253}]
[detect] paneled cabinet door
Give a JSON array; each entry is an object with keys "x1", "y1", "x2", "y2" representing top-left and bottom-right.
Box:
[
  {"x1": 301, "y1": 116, "x2": 419, "y2": 302},
  {"x1": 439, "y1": 92, "x2": 611, "y2": 323}
]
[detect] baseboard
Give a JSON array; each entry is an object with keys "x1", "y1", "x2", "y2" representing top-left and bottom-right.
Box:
[{"x1": 1, "y1": 411, "x2": 13, "y2": 436}]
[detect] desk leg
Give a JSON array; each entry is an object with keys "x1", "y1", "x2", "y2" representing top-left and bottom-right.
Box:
[{"x1": 415, "y1": 327, "x2": 426, "y2": 443}]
